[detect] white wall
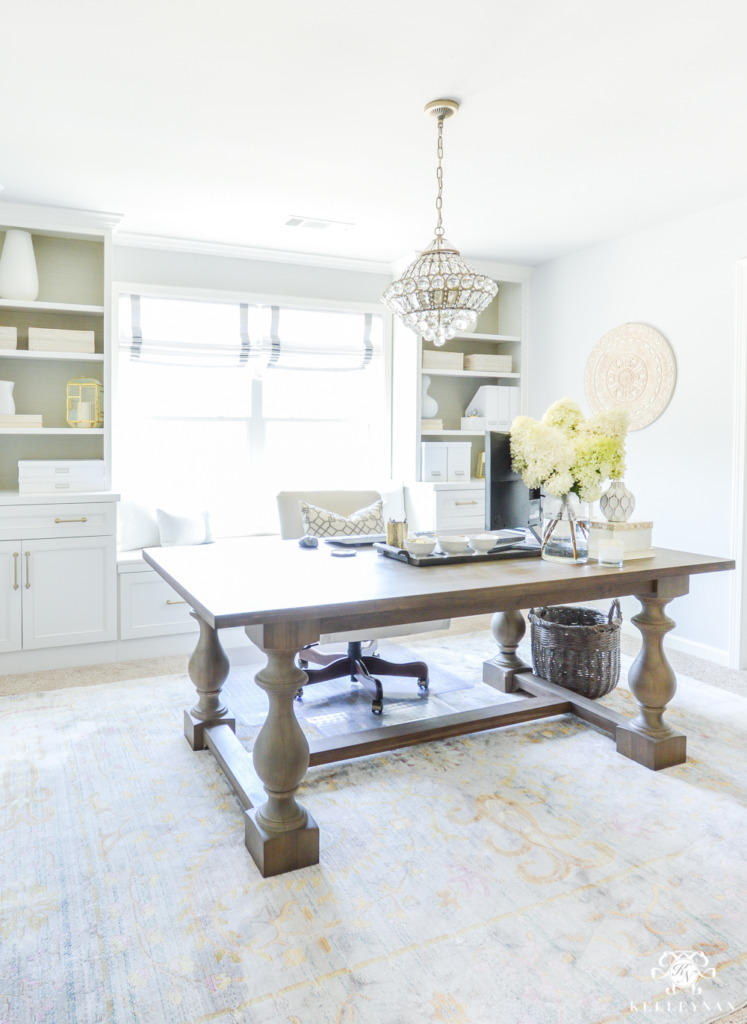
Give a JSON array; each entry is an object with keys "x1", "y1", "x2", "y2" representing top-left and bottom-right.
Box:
[
  {"x1": 112, "y1": 244, "x2": 391, "y2": 304},
  {"x1": 530, "y1": 196, "x2": 747, "y2": 662}
]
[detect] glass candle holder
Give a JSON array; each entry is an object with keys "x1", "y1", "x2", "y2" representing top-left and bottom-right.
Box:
[{"x1": 597, "y1": 537, "x2": 624, "y2": 567}]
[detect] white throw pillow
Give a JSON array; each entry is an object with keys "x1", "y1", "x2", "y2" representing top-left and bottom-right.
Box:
[
  {"x1": 375, "y1": 480, "x2": 406, "y2": 522},
  {"x1": 299, "y1": 499, "x2": 384, "y2": 538},
  {"x1": 156, "y1": 508, "x2": 213, "y2": 546},
  {"x1": 117, "y1": 501, "x2": 161, "y2": 551}
]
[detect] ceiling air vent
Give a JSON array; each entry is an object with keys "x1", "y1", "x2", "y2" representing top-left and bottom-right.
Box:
[{"x1": 284, "y1": 215, "x2": 353, "y2": 231}]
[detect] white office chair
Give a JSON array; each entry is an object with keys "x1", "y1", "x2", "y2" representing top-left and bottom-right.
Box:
[{"x1": 276, "y1": 488, "x2": 449, "y2": 714}]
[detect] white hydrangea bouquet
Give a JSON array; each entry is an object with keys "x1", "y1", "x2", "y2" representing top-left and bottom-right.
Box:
[
  {"x1": 510, "y1": 398, "x2": 629, "y2": 561},
  {"x1": 510, "y1": 398, "x2": 628, "y2": 501}
]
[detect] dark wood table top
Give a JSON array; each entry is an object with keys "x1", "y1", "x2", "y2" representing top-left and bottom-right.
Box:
[{"x1": 143, "y1": 538, "x2": 735, "y2": 633}]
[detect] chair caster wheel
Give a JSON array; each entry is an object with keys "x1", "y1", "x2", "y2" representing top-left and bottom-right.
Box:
[
  {"x1": 418, "y1": 679, "x2": 429, "y2": 691},
  {"x1": 371, "y1": 701, "x2": 383, "y2": 715},
  {"x1": 295, "y1": 688, "x2": 304, "y2": 701}
]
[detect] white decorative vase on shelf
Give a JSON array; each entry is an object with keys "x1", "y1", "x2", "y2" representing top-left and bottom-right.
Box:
[
  {"x1": 421, "y1": 375, "x2": 439, "y2": 418},
  {"x1": 0, "y1": 380, "x2": 15, "y2": 415},
  {"x1": 0, "y1": 229, "x2": 39, "y2": 301},
  {"x1": 600, "y1": 480, "x2": 635, "y2": 522}
]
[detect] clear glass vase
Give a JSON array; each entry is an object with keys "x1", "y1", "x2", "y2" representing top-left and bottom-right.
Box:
[{"x1": 541, "y1": 493, "x2": 590, "y2": 564}]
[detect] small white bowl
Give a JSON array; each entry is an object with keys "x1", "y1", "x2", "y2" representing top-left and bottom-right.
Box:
[
  {"x1": 404, "y1": 536, "x2": 437, "y2": 556},
  {"x1": 437, "y1": 535, "x2": 471, "y2": 555},
  {"x1": 468, "y1": 533, "x2": 497, "y2": 554}
]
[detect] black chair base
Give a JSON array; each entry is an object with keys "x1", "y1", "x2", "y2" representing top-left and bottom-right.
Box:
[{"x1": 296, "y1": 640, "x2": 429, "y2": 715}]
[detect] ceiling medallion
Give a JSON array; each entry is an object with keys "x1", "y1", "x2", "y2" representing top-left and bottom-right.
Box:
[
  {"x1": 382, "y1": 99, "x2": 498, "y2": 346},
  {"x1": 584, "y1": 323, "x2": 676, "y2": 431}
]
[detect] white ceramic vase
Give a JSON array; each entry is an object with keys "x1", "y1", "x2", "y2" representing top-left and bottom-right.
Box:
[
  {"x1": 0, "y1": 380, "x2": 15, "y2": 415},
  {"x1": 600, "y1": 480, "x2": 635, "y2": 522},
  {"x1": 421, "y1": 375, "x2": 438, "y2": 418},
  {"x1": 0, "y1": 229, "x2": 39, "y2": 301}
]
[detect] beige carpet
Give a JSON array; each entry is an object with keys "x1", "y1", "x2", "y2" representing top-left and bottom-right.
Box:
[{"x1": 1, "y1": 630, "x2": 746, "y2": 1024}]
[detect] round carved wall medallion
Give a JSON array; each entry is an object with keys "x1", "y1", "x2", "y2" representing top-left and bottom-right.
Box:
[{"x1": 584, "y1": 323, "x2": 676, "y2": 431}]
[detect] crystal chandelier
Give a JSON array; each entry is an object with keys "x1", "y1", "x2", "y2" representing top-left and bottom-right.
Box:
[{"x1": 382, "y1": 99, "x2": 498, "y2": 347}]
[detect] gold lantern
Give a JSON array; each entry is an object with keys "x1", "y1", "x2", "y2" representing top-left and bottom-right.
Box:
[{"x1": 66, "y1": 377, "x2": 103, "y2": 428}]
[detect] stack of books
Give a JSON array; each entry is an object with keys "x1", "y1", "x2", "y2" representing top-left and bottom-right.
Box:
[
  {"x1": 0, "y1": 413, "x2": 43, "y2": 429},
  {"x1": 0, "y1": 326, "x2": 18, "y2": 349},
  {"x1": 28, "y1": 328, "x2": 96, "y2": 353}
]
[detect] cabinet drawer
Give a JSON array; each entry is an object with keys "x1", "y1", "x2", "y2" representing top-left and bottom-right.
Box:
[
  {"x1": 435, "y1": 489, "x2": 486, "y2": 517},
  {"x1": 0, "y1": 502, "x2": 116, "y2": 541},
  {"x1": 435, "y1": 487, "x2": 486, "y2": 530},
  {"x1": 119, "y1": 570, "x2": 199, "y2": 639}
]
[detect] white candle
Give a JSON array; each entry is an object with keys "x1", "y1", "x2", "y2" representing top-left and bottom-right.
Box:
[
  {"x1": 598, "y1": 537, "x2": 624, "y2": 567},
  {"x1": 79, "y1": 401, "x2": 92, "y2": 424}
]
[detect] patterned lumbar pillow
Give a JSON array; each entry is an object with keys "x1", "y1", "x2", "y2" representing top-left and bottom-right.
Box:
[{"x1": 299, "y1": 499, "x2": 384, "y2": 538}]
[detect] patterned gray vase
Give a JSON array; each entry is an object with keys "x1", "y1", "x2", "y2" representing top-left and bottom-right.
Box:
[{"x1": 600, "y1": 480, "x2": 635, "y2": 522}]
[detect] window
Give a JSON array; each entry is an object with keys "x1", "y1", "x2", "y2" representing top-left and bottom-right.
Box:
[{"x1": 115, "y1": 292, "x2": 389, "y2": 536}]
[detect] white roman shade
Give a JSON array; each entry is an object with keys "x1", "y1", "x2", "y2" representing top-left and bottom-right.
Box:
[
  {"x1": 265, "y1": 305, "x2": 377, "y2": 372},
  {"x1": 119, "y1": 294, "x2": 381, "y2": 372},
  {"x1": 119, "y1": 294, "x2": 259, "y2": 367}
]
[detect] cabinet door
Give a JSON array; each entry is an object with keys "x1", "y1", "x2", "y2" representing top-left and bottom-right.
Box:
[
  {"x1": 0, "y1": 541, "x2": 22, "y2": 654},
  {"x1": 22, "y1": 536, "x2": 116, "y2": 649}
]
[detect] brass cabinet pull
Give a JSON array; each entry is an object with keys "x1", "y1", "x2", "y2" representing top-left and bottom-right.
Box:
[
  {"x1": 24, "y1": 551, "x2": 31, "y2": 589},
  {"x1": 54, "y1": 517, "x2": 88, "y2": 524},
  {"x1": 166, "y1": 599, "x2": 187, "y2": 605},
  {"x1": 12, "y1": 552, "x2": 19, "y2": 590},
  {"x1": 454, "y1": 500, "x2": 478, "y2": 506}
]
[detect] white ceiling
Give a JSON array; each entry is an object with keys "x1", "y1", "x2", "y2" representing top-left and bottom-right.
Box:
[{"x1": 2, "y1": 0, "x2": 747, "y2": 268}]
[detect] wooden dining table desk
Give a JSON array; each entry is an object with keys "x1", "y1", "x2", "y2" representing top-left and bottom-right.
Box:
[{"x1": 143, "y1": 538, "x2": 734, "y2": 878}]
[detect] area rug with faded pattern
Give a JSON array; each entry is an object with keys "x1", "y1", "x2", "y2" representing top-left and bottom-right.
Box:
[{"x1": 1, "y1": 635, "x2": 746, "y2": 1024}]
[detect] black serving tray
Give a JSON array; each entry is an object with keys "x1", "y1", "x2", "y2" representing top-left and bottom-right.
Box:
[{"x1": 373, "y1": 541, "x2": 541, "y2": 567}]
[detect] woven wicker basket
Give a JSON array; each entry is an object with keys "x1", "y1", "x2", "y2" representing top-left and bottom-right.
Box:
[{"x1": 528, "y1": 600, "x2": 622, "y2": 699}]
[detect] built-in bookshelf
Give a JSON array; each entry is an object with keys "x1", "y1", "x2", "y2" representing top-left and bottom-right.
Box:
[{"x1": 0, "y1": 204, "x2": 119, "y2": 491}]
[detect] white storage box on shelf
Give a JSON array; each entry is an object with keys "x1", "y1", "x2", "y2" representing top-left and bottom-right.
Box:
[
  {"x1": 28, "y1": 328, "x2": 96, "y2": 353},
  {"x1": 422, "y1": 350, "x2": 464, "y2": 370},
  {"x1": 421, "y1": 441, "x2": 472, "y2": 482},
  {"x1": 464, "y1": 353, "x2": 512, "y2": 372},
  {"x1": 460, "y1": 416, "x2": 488, "y2": 431},
  {"x1": 467, "y1": 384, "x2": 521, "y2": 431},
  {"x1": 421, "y1": 442, "x2": 448, "y2": 482},
  {"x1": 18, "y1": 459, "x2": 106, "y2": 495}
]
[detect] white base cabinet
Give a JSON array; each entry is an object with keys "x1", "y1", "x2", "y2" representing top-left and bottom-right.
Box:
[
  {"x1": 405, "y1": 481, "x2": 486, "y2": 533},
  {"x1": 118, "y1": 560, "x2": 198, "y2": 640},
  {"x1": 0, "y1": 496, "x2": 117, "y2": 655}
]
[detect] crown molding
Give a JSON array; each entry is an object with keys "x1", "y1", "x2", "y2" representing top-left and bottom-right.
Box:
[
  {"x1": 114, "y1": 231, "x2": 393, "y2": 276},
  {"x1": 0, "y1": 201, "x2": 122, "y2": 235}
]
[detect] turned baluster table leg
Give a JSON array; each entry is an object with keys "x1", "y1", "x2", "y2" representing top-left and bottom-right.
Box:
[
  {"x1": 184, "y1": 614, "x2": 235, "y2": 750},
  {"x1": 243, "y1": 623, "x2": 320, "y2": 877},
  {"x1": 483, "y1": 608, "x2": 529, "y2": 692},
  {"x1": 616, "y1": 576, "x2": 689, "y2": 770}
]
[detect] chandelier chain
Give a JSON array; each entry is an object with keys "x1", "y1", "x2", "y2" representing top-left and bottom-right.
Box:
[{"x1": 435, "y1": 116, "x2": 444, "y2": 239}]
